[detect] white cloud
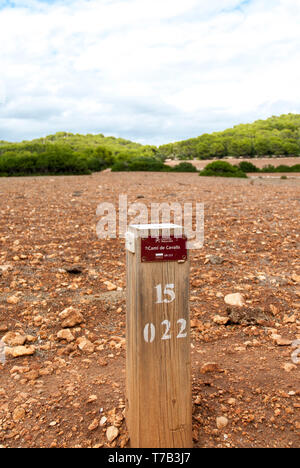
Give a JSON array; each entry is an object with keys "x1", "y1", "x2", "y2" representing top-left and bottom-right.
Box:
[{"x1": 0, "y1": 0, "x2": 299, "y2": 144}]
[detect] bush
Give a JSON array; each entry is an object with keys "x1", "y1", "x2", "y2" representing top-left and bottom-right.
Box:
[
  {"x1": 169, "y1": 162, "x2": 198, "y2": 172},
  {"x1": 111, "y1": 156, "x2": 165, "y2": 172},
  {"x1": 275, "y1": 165, "x2": 292, "y2": 173},
  {"x1": 260, "y1": 164, "x2": 300, "y2": 173},
  {"x1": 199, "y1": 160, "x2": 247, "y2": 178},
  {"x1": 238, "y1": 161, "x2": 260, "y2": 173},
  {"x1": 260, "y1": 164, "x2": 276, "y2": 173},
  {"x1": 111, "y1": 157, "x2": 199, "y2": 172}
]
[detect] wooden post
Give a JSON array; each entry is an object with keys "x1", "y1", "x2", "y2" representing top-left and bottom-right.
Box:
[{"x1": 126, "y1": 224, "x2": 192, "y2": 448}]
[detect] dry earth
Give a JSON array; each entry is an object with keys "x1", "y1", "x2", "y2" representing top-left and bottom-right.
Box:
[{"x1": 0, "y1": 172, "x2": 299, "y2": 448}]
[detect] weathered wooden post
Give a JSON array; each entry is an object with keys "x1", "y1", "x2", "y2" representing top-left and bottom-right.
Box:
[{"x1": 125, "y1": 224, "x2": 192, "y2": 448}]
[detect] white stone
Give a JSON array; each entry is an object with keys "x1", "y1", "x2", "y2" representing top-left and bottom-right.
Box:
[
  {"x1": 106, "y1": 426, "x2": 119, "y2": 442},
  {"x1": 216, "y1": 416, "x2": 229, "y2": 429},
  {"x1": 224, "y1": 293, "x2": 245, "y2": 307}
]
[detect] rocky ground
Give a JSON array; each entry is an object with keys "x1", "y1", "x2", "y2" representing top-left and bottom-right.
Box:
[{"x1": 0, "y1": 171, "x2": 299, "y2": 448}]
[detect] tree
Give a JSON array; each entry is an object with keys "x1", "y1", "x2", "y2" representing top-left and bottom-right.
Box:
[
  {"x1": 227, "y1": 138, "x2": 253, "y2": 157},
  {"x1": 254, "y1": 136, "x2": 272, "y2": 156}
]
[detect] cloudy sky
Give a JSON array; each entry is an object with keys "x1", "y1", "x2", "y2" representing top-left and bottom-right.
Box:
[{"x1": 0, "y1": 0, "x2": 299, "y2": 145}]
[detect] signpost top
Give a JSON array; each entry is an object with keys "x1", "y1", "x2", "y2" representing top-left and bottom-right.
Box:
[
  {"x1": 128, "y1": 223, "x2": 184, "y2": 239},
  {"x1": 126, "y1": 224, "x2": 187, "y2": 262}
]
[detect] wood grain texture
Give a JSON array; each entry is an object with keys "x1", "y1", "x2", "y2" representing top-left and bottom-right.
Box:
[{"x1": 126, "y1": 225, "x2": 192, "y2": 448}]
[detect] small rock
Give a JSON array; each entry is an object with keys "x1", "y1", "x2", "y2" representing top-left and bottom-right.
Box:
[
  {"x1": 106, "y1": 426, "x2": 119, "y2": 442},
  {"x1": 257, "y1": 274, "x2": 266, "y2": 282},
  {"x1": 77, "y1": 337, "x2": 95, "y2": 354},
  {"x1": 26, "y1": 335, "x2": 37, "y2": 343},
  {"x1": 2, "y1": 332, "x2": 27, "y2": 347},
  {"x1": 194, "y1": 395, "x2": 201, "y2": 405},
  {"x1": 200, "y1": 362, "x2": 222, "y2": 374},
  {"x1": 270, "y1": 304, "x2": 279, "y2": 316},
  {"x1": 98, "y1": 358, "x2": 108, "y2": 367},
  {"x1": 206, "y1": 255, "x2": 224, "y2": 265},
  {"x1": 226, "y1": 306, "x2": 270, "y2": 326},
  {"x1": 64, "y1": 265, "x2": 83, "y2": 274},
  {"x1": 228, "y1": 398, "x2": 236, "y2": 406},
  {"x1": 25, "y1": 370, "x2": 39, "y2": 381},
  {"x1": 216, "y1": 416, "x2": 228, "y2": 429},
  {"x1": 12, "y1": 406, "x2": 26, "y2": 422},
  {"x1": 39, "y1": 366, "x2": 54, "y2": 376},
  {"x1": 100, "y1": 416, "x2": 107, "y2": 426},
  {"x1": 88, "y1": 418, "x2": 99, "y2": 431},
  {"x1": 291, "y1": 274, "x2": 300, "y2": 284},
  {"x1": 7, "y1": 296, "x2": 20, "y2": 305},
  {"x1": 6, "y1": 345, "x2": 35, "y2": 358},
  {"x1": 104, "y1": 281, "x2": 117, "y2": 291},
  {"x1": 0, "y1": 264, "x2": 12, "y2": 273},
  {"x1": 224, "y1": 293, "x2": 245, "y2": 307},
  {"x1": 283, "y1": 363, "x2": 297, "y2": 372},
  {"x1": 283, "y1": 315, "x2": 296, "y2": 324},
  {"x1": 213, "y1": 315, "x2": 229, "y2": 325},
  {"x1": 59, "y1": 307, "x2": 84, "y2": 328},
  {"x1": 87, "y1": 395, "x2": 97, "y2": 403},
  {"x1": 57, "y1": 329, "x2": 75, "y2": 342},
  {"x1": 274, "y1": 337, "x2": 292, "y2": 346},
  {"x1": 190, "y1": 318, "x2": 201, "y2": 328}
]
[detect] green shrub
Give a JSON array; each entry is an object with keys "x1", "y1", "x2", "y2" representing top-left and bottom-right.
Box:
[
  {"x1": 260, "y1": 164, "x2": 276, "y2": 173},
  {"x1": 274, "y1": 165, "x2": 291, "y2": 173},
  {"x1": 111, "y1": 157, "x2": 199, "y2": 172},
  {"x1": 111, "y1": 156, "x2": 165, "y2": 172},
  {"x1": 199, "y1": 160, "x2": 247, "y2": 178},
  {"x1": 260, "y1": 163, "x2": 300, "y2": 173},
  {"x1": 238, "y1": 161, "x2": 260, "y2": 173},
  {"x1": 169, "y1": 162, "x2": 198, "y2": 172},
  {"x1": 275, "y1": 164, "x2": 300, "y2": 173}
]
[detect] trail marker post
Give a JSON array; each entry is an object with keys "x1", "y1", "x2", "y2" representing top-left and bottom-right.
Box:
[{"x1": 125, "y1": 224, "x2": 192, "y2": 448}]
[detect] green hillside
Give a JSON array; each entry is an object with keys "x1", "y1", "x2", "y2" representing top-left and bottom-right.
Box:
[
  {"x1": 0, "y1": 132, "x2": 158, "y2": 176},
  {"x1": 0, "y1": 132, "x2": 157, "y2": 158},
  {"x1": 0, "y1": 114, "x2": 299, "y2": 176},
  {"x1": 158, "y1": 113, "x2": 300, "y2": 160}
]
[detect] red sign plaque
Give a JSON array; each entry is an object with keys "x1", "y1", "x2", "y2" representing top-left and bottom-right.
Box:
[{"x1": 141, "y1": 235, "x2": 187, "y2": 263}]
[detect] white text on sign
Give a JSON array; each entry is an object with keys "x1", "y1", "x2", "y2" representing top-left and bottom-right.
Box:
[
  {"x1": 143, "y1": 320, "x2": 187, "y2": 343},
  {"x1": 155, "y1": 283, "x2": 175, "y2": 304}
]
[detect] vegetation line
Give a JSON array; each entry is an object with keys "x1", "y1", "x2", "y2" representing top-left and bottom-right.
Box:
[{"x1": 0, "y1": 114, "x2": 299, "y2": 176}]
